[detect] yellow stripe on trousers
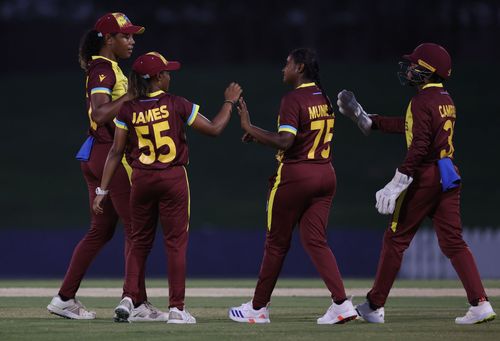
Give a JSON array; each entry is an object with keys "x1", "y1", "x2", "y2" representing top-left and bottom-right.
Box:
[
  {"x1": 390, "y1": 189, "x2": 408, "y2": 232},
  {"x1": 267, "y1": 163, "x2": 284, "y2": 231},
  {"x1": 182, "y1": 166, "x2": 191, "y2": 231},
  {"x1": 121, "y1": 155, "x2": 133, "y2": 183}
]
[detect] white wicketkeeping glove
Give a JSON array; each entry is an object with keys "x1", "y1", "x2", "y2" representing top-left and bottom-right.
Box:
[
  {"x1": 337, "y1": 90, "x2": 372, "y2": 136},
  {"x1": 375, "y1": 169, "x2": 413, "y2": 215}
]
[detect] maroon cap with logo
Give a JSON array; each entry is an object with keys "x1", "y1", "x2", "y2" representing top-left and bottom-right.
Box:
[
  {"x1": 95, "y1": 12, "x2": 145, "y2": 35},
  {"x1": 132, "y1": 52, "x2": 181, "y2": 78}
]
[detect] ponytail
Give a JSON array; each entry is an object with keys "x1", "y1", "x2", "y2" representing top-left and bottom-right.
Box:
[
  {"x1": 290, "y1": 48, "x2": 333, "y2": 115},
  {"x1": 128, "y1": 70, "x2": 151, "y2": 98},
  {"x1": 78, "y1": 29, "x2": 104, "y2": 71}
]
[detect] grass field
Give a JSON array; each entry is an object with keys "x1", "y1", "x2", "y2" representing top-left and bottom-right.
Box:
[{"x1": 0, "y1": 279, "x2": 499, "y2": 341}]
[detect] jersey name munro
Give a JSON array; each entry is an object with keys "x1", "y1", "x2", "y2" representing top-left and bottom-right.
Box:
[{"x1": 308, "y1": 104, "x2": 330, "y2": 120}]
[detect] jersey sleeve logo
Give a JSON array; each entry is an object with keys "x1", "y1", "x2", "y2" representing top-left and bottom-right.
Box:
[{"x1": 99, "y1": 74, "x2": 107, "y2": 82}]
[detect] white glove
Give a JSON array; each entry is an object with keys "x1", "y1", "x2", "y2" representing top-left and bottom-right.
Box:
[
  {"x1": 375, "y1": 169, "x2": 413, "y2": 215},
  {"x1": 337, "y1": 90, "x2": 372, "y2": 136}
]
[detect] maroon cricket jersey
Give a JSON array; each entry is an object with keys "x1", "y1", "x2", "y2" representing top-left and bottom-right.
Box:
[
  {"x1": 85, "y1": 56, "x2": 128, "y2": 143},
  {"x1": 114, "y1": 90, "x2": 200, "y2": 169},
  {"x1": 372, "y1": 83, "x2": 457, "y2": 176},
  {"x1": 276, "y1": 82, "x2": 335, "y2": 164}
]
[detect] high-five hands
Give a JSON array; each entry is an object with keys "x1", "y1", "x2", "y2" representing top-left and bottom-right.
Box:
[
  {"x1": 237, "y1": 97, "x2": 251, "y2": 130},
  {"x1": 224, "y1": 82, "x2": 243, "y2": 105},
  {"x1": 337, "y1": 90, "x2": 373, "y2": 136}
]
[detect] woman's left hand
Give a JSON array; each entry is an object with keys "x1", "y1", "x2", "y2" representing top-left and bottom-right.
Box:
[{"x1": 93, "y1": 195, "x2": 106, "y2": 215}]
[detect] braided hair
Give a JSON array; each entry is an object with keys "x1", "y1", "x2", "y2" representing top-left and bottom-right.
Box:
[
  {"x1": 289, "y1": 48, "x2": 333, "y2": 114},
  {"x1": 78, "y1": 29, "x2": 105, "y2": 71}
]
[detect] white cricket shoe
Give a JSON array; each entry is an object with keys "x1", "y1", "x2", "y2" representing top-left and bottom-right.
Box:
[
  {"x1": 455, "y1": 301, "x2": 496, "y2": 324},
  {"x1": 355, "y1": 301, "x2": 385, "y2": 323},
  {"x1": 114, "y1": 297, "x2": 134, "y2": 322},
  {"x1": 317, "y1": 299, "x2": 358, "y2": 324},
  {"x1": 228, "y1": 301, "x2": 270, "y2": 324},
  {"x1": 47, "y1": 295, "x2": 96, "y2": 320},
  {"x1": 128, "y1": 301, "x2": 169, "y2": 322},
  {"x1": 167, "y1": 307, "x2": 196, "y2": 324}
]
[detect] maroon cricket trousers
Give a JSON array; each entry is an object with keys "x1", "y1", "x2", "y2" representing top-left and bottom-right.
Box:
[
  {"x1": 123, "y1": 166, "x2": 190, "y2": 309},
  {"x1": 368, "y1": 164, "x2": 486, "y2": 307},
  {"x1": 253, "y1": 162, "x2": 347, "y2": 308},
  {"x1": 59, "y1": 142, "x2": 147, "y2": 301}
]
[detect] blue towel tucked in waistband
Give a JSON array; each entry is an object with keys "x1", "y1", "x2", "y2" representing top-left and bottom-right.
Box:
[
  {"x1": 75, "y1": 136, "x2": 95, "y2": 162},
  {"x1": 438, "y1": 157, "x2": 461, "y2": 192}
]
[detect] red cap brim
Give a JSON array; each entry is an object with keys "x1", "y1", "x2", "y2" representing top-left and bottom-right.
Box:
[
  {"x1": 164, "y1": 61, "x2": 181, "y2": 71},
  {"x1": 121, "y1": 25, "x2": 145, "y2": 34}
]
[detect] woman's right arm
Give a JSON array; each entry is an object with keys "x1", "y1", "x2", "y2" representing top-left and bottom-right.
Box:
[
  {"x1": 190, "y1": 82, "x2": 242, "y2": 137},
  {"x1": 90, "y1": 93, "x2": 131, "y2": 127},
  {"x1": 92, "y1": 127, "x2": 128, "y2": 214}
]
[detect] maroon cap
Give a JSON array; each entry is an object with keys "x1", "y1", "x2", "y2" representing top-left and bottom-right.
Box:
[
  {"x1": 403, "y1": 43, "x2": 452, "y2": 79},
  {"x1": 132, "y1": 52, "x2": 181, "y2": 78},
  {"x1": 94, "y1": 12, "x2": 145, "y2": 35}
]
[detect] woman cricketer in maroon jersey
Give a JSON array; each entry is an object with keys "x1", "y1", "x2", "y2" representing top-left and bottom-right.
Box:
[
  {"x1": 92, "y1": 52, "x2": 242, "y2": 324},
  {"x1": 47, "y1": 13, "x2": 166, "y2": 321},
  {"x1": 337, "y1": 43, "x2": 496, "y2": 324},
  {"x1": 228, "y1": 48, "x2": 358, "y2": 324}
]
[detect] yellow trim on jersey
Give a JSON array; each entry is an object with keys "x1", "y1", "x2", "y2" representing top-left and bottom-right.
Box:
[
  {"x1": 422, "y1": 83, "x2": 443, "y2": 89},
  {"x1": 90, "y1": 87, "x2": 112, "y2": 95},
  {"x1": 121, "y1": 156, "x2": 132, "y2": 183},
  {"x1": 91, "y1": 55, "x2": 118, "y2": 66},
  {"x1": 187, "y1": 104, "x2": 200, "y2": 126},
  {"x1": 296, "y1": 82, "x2": 316, "y2": 89},
  {"x1": 267, "y1": 163, "x2": 284, "y2": 231},
  {"x1": 390, "y1": 189, "x2": 408, "y2": 232},
  {"x1": 147, "y1": 90, "x2": 165, "y2": 98},
  {"x1": 405, "y1": 101, "x2": 413, "y2": 149},
  {"x1": 114, "y1": 118, "x2": 128, "y2": 130},
  {"x1": 182, "y1": 166, "x2": 191, "y2": 231},
  {"x1": 91, "y1": 55, "x2": 127, "y2": 101},
  {"x1": 278, "y1": 125, "x2": 298, "y2": 135}
]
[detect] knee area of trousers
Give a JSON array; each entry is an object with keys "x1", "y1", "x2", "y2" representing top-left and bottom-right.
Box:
[
  {"x1": 300, "y1": 236, "x2": 327, "y2": 250},
  {"x1": 439, "y1": 243, "x2": 467, "y2": 259},
  {"x1": 86, "y1": 228, "x2": 115, "y2": 243}
]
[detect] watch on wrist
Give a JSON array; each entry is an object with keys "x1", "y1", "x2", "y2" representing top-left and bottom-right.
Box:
[{"x1": 95, "y1": 187, "x2": 109, "y2": 195}]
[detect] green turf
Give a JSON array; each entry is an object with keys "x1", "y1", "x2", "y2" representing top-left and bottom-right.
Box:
[
  {"x1": 0, "y1": 296, "x2": 498, "y2": 341},
  {"x1": 1, "y1": 278, "x2": 500, "y2": 289}
]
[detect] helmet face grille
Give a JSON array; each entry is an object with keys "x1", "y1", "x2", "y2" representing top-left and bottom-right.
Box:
[{"x1": 397, "y1": 61, "x2": 433, "y2": 86}]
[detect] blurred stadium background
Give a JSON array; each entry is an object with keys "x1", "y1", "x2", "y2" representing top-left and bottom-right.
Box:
[{"x1": 1, "y1": 0, "x2": 499, "y2": 279}]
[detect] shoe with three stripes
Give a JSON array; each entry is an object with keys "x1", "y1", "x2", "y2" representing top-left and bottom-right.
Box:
[{"x1": 228, "y1": 301, "x2": 270, "y2": 323}]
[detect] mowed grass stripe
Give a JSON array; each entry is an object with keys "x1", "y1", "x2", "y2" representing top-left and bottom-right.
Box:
[{"x1": 0, "y1": 297, "x2": 498, "y2": 341}]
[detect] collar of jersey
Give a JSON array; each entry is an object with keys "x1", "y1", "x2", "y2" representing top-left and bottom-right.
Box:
[
  {"x1": 422, "y1": 83, "x2": 443, "y2": 89},
  {"x1": 91, "y1": 55, "x2": 118, "y2": 66},
  {"x1": 146, "y1": 90, "x2": 165, "y2": 97},
  {"x1": 296, "y1": 82, "x2": 316, "y2": 89}
]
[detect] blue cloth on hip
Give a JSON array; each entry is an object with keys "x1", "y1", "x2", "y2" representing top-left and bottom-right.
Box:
[
  {"x1": 438, "y1": 157, "x2": 461, "y2": 192},
  {"x1": 75, "y1": 136, "x2": 95, "y2": 161}
]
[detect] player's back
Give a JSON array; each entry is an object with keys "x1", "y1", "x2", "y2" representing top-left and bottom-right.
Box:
[
  {"x1": 115, "y1": 91, "x2": 197, "y2": 170},
  {"x1": 407, "y1": 83, "x2": 456, "y2": 163},
  {"x1": 278, "y1": 83, "x2": 335, "y2": 164}
]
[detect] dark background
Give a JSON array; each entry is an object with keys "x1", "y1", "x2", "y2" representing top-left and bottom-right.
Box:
[{"x1": 1, "y1": 0, "x2": 499, "y2": 231}]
